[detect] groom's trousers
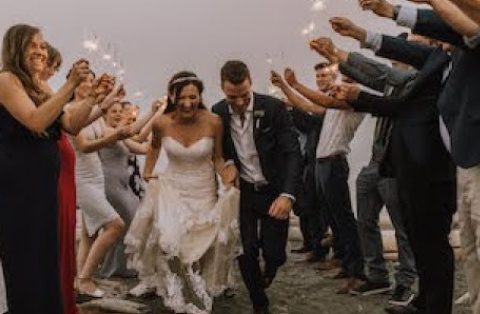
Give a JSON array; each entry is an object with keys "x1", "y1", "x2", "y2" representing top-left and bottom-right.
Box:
[{"x1": 238, "y1": 179, "x2": 289, "y2": 307}]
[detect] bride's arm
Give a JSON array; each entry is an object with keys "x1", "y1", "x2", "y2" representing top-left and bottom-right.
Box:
[
  {"x1": 143, "y1": 119, "x2": 163, "y2": 181},
  {"x1": 212, "y1": 115, "x2": 237, "y2": 186}
]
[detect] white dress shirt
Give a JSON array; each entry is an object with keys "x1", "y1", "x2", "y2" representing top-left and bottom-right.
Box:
[
  {"x1": 228, "y1": 94, "x2": 295, "y2": 201},
  {"x1": 316, "y1": 109, "x2": 365, "y2": 159},
  {"x1": 229, "y1": 94, "x2": 267, "y2": 185}
]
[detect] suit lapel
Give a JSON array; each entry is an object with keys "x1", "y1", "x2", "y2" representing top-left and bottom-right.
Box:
[
  {"x1": 252, "y1": 93, "x2": 264, "y2": 140},
  {"x1": 221, "y1": 101, "x2": 240, "y2": 165}
]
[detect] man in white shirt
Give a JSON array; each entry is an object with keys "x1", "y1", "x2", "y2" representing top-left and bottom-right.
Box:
[{"x1": 212, "y1": 60, "x2": 302, "y2": 314}]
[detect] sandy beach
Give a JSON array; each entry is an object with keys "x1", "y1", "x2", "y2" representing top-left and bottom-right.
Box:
[{"x1": 78, "y1": 237, "x2": 472, "y2": 314}]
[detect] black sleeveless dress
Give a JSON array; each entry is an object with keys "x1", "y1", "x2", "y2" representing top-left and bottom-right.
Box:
[{"x1": 0, "y1": 106, "x2": 63, "y2": 314}]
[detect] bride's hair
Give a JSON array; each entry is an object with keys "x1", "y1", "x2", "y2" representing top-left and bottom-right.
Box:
[{"x1": 165, "y1": 71, "x2": 206, "y2": 113}]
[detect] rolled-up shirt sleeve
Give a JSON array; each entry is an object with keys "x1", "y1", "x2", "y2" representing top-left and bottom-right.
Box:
[
  {"x1": 362, "y1": 31, "x2": 383, "y2": 52},
  {"x1": 396, "y1": 6, "x2": 418, "y2": 29}
]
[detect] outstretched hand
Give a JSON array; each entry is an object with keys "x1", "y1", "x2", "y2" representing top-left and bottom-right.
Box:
[
  {"x1": 329, "y1": 17, "x2": 367, "y2": 45},
  {"x1": 270, "y1": 70, "x2": 287, "y2": 89},
  {"x1": 358, "y1": 0, "x2": 395, "y2": 18},
  {"x1": 309, "y1": 37, "x2": 338, "y2": 62},
  {"x1": 284, "y1": 68, "x2": 299, "y2": 88},
  {"x1": 99, "y1": 83, "x2": 125, "y2": 112},
  {"x1": 332, "y1": 83, "x2": 361, "y2": 102},
  {"x1": 67, "y1": 59, "x2": 91, "y2": 86}
]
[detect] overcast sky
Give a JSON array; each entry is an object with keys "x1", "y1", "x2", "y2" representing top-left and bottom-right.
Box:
[{"x1": 0, "y1": 0, "x2": 411, "y2": 207}]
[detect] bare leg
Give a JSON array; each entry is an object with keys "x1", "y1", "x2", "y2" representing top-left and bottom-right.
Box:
[
  {"x1": 78, "y1": 217, "x2": 125, "y2": 293},
  {"x1": 77, "y1": 214, "x2": 95, "y2": 274}
]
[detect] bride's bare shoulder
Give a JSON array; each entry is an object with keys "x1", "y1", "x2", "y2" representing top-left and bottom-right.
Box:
[{"x1": 202, "y1": 110, "x2": 222, "y2": 126}]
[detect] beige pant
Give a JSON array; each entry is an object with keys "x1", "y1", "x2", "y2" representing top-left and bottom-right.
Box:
[{"x1": 458, "y1": 165, "x2": 480, "y2": 314}]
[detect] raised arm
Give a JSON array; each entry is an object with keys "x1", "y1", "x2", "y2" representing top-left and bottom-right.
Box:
[
  {"x1": 359, "y1": 0, "x2": 479, "y2": 47},
  {"x1": 448, "y1": 0, "x2": 480, "y2": 26},
  {"x1": 73, "y1": 123, "x2": 131, "y2": 154},
  {"x1": 61, "y1": 97, "x2": 96, "y2": 135},
  {"x1": 281, "y1": 68, "x2": 350, "y2": 110},
  {"x1": 328, "y1": 16, "x2": 434, "y2": 69},
  {"x1": 409, "y1": 0, "x2": 479, "y2": 40},
  {"x1": 335, "y1": 82, "x2": 405, "y2": 116},
  {"x1": 131, "y1": 99, "x2": 168, "y2": 143},
  {"x1": 271, "y1": 70, "x2": 326, "y2": 115},
  {"x1": 0, "y1": 61, "x2": 89, "y2": 133}
]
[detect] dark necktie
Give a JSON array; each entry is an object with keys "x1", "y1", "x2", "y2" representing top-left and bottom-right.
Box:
[{"x1": 240, "y1": 113, "x2": 246, "y2": 128}]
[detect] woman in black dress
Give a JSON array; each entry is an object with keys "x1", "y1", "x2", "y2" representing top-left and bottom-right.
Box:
[{"x1": 0, "y1": 24, "x2": 91, "y2": 314}]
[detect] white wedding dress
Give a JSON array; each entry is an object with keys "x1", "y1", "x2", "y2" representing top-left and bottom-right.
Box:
[{"x1": 125, "y1": 136, "x2": 240, "y2": 314}]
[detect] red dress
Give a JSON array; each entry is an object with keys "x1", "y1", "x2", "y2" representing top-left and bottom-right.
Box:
[{"x1": 57, "y1": 133, "x2": 78, "y2": 314}]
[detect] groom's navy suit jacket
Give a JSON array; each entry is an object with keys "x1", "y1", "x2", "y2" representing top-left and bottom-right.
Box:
[{"x1": 212, "y1": 93, "x2": 302, "y2": 198}]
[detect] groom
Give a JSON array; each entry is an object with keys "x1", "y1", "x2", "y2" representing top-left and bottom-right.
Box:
[{"x1": 212, "y1": 60, "x2": 302, "y2": 314}]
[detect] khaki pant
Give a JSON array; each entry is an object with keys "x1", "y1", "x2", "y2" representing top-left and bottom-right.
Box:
[{"x1": 458, "y1": 165, "x2": 480, "y2": 314}]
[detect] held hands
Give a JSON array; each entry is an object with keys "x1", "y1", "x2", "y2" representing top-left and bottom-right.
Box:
[
  {"x1": 67, "y1": 59, "x2": 91, "y2": 86},
  {"x1": 269, "y1": 195, "x2": 293, "y2": 220},
  {"x1": 219, "y1": 164, "x2": 238, "y2": 187},
  {"x1": 358, "y1": 0, "x2": 395, "y2": 18}
]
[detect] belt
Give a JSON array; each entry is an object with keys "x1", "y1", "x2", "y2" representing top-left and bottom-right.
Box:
[
  {"x1": 316, "y1": 154, "x2": 346, "y2": 163},
  {"x1": 240, "y1": 179, "x2": 272, "y2": 193}
]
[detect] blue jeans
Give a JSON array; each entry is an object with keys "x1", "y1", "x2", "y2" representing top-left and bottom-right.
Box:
[
  {"x1": 315, "y1": 156, "x2": 364, "y2": 278},
  {"x1": 356, "y1": 163, "x2": 416, "y2": 287}
]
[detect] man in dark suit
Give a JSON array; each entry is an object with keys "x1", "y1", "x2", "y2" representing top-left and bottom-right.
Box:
[
  {"x1": 348, "y1": 2, "x2": 480, "y2": 313},
  {"x1": 212, "y1": 60, "x2": 302, "y2": 314},
  {"x1": 316, "y1": 20, "x2": 457, "y2": 312}
]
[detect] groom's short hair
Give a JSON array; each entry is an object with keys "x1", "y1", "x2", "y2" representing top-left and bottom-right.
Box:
[{"x1": 221, "y1": 60, "x2": 251, "y2": 85}]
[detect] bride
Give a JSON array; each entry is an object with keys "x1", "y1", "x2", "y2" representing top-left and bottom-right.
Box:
[{"x1": 125, "y1": 72, "x2": 240, "y2": 314}]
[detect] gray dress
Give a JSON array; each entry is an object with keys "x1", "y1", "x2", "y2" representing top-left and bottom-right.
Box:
[
  {"x1": 75, "y1": 122, "x2": 120, "y2": 237},
  {"x1": 98, "y1": 141, "x2": 139, "y2": 278}
]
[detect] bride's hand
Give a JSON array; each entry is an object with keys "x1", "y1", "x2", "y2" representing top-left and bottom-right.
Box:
[{"x1": 220, "y1": 164, "x2": 238, "y2": 187}]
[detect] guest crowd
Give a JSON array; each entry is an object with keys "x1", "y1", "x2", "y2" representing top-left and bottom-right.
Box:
[{"x1": 0, "y1": 0, "x2": 479, "y2": 314}]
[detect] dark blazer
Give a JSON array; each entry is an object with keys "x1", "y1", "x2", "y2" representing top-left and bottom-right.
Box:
[
  {"x1": 413, "y1": 9, "x2": 480, "y2": 168},
  {"x1": 289, "y1": 108, "x2": 323, "y2": 166},
  {"x1": 344, "y1": 36, "x2": 455, "y2": 187},
  {"x1": 212, "y1": 93, "x2": 302, "y2": 197}
]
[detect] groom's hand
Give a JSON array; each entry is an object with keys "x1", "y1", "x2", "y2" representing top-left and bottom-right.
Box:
[
  {"x1": 220, "y1": 164, "x2": 238, "y2": 187},
  {"x1": 268, "y1": 196, "x2": 293, "y2": 220}
]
